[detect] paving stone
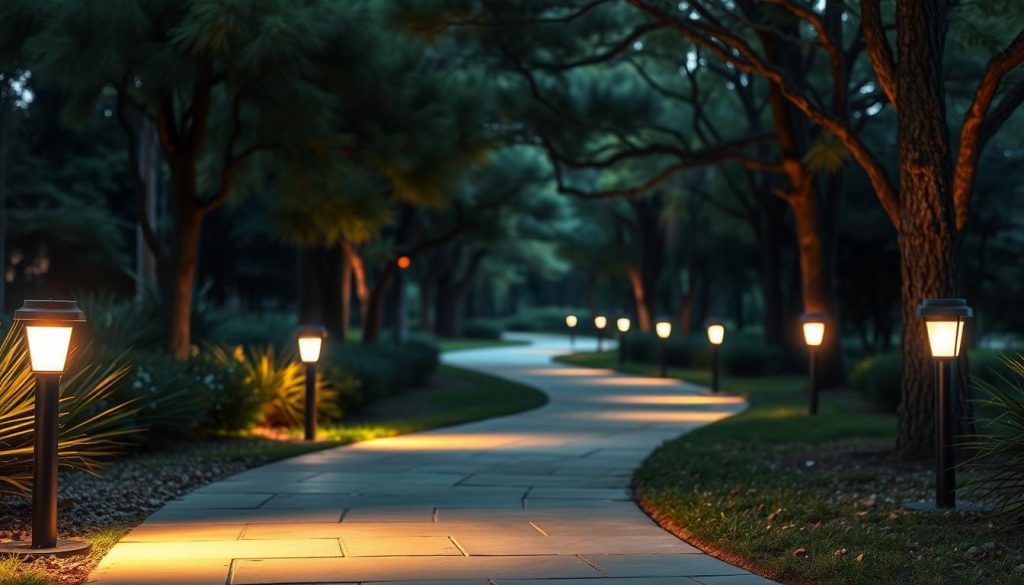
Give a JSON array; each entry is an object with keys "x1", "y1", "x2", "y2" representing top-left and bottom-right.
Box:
[
  {"x1": 694, "y1": 575, "x2": 778, "y2": 585},
  {"x1": 121, "y1": 523, "x2": 244, "y2": 542},
  {"x1": 343, "y1": 536, "x2": 462, "y2": 557},
  {"x1": 230, "y1": 555, "x2": 600, "y2": 583}
]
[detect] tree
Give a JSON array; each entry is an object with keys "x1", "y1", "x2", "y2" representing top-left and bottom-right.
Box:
[{"x1": 5, "y1": 1, "x2": 347, "y2": 357}]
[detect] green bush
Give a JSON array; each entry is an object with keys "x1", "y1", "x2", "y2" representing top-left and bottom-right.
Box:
[
  {"x1": 623, "y1": 332, "x2": 707, "y2": 368},
  {"x1": 325, "y1": 338, "x2": 440, "y2": 405},
  {"x1": 461, "y1": 319, "x2": 503, "y2": 340},
  {"x1": 502, "y1": 307, "x2": 580, "y2": 333},
  {"x1": 849, "y1": 348, "x2": 1017, "y2": 412},
  {"x1": 720, "y1": 339, "x2": 783, "y2": 376},
  {"x1": 111, "y1": 350, "x2": 207, "y2": 439},
  {"x1": 188, "y1": 351, "x2": 262, "y2": 432},
  {"x1": 0, "y1": 326, "x2": 139, "y2": 497},
  {"x1": 963, "y1": 354, "x2": 1024, "y2": 517}
]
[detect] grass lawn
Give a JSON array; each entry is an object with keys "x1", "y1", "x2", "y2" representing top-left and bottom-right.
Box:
[
  {"x1": 557, "y1": 351, "x2": 1024, "y2": 585},
  {"x1": 0, "y1": 364, "x2": 545, "y2": 585},
  {"x1": 438, "y1": 338, "x2": 529, "y2": 352}
]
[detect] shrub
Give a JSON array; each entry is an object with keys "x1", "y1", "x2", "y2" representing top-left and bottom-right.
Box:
[
  {"x1": 189, "y1": 350, "x2": 261, "y2": 432},
  {"x1": 502, "y1": 307, "x2": 580, "y2": 333},
  {"x1": 849, "y1": 349, "x2": 1016, "y2": 412},
  {"x1": 623, "y1": 332, "x2": 707, "y2": 367},
  {"x1": 720, "y1": 340, "x2": 783, "y2": 376},
  {"x1": 324, "y1": 338, "x2": 440, "y2": 405},
  {"x1": 208, "y1": 345, "x2": 338, "y2": 428},
  {"x1": 962, "y1": 354, "x2": 1024, "y2": 517},
  {"x1": 461, "y1": 319, "x2": 503, "y2": 340},
  {"x1": 214, "y1": 312, "x2": 295, "y2": 348},
  {"x1": 0, "y1": 325, "x2": 138, "y2": 497},
  {"x1": 110, "y1": 350, "x2": 207, "y2": 439}
]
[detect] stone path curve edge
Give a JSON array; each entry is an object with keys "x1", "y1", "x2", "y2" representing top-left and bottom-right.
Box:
[{"x1": 88, "y1": 332, "x2": 776, "y2": 585}]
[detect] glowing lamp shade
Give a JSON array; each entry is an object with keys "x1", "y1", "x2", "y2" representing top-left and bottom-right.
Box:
[
  {"x1": 707, "y1": 323, "x2": 725, "y2": 346},
  {"x1": 298, "y1": 337, "x2": 323, "y2": 363},
  {"x1": 396, "y1": 256, "x2": 411, "y2": 270},
  {"x1": 25, "y1": 326, "x2": 74, "y2": 372},
  {"x1": 295, "y1": 325, "x2": 327, "y2": 364},
  {"x1": 594, "y1": 315, "x2": 608, "y2": 330},
  {"x1": 565, "y1": 315, "x2": 578, "y2": 328},
  {"x1": 799, "y1": 312, "x2": 827, "y2": 347},
  {"x1": 655, "y1": 321, "x2": 672, "y2": 339},
  {"x1": 14, "y1": 300, "x2": 86, "y2": 374},
  {"x1": 802, "y1": 322, "x2": 825, "y2": 346},
  {"x1": 616, "y1": 317, "x2": 631, "y2": 333},
  {"x1": 917, "y1": 298, "x2": 972, "y2": 359}
]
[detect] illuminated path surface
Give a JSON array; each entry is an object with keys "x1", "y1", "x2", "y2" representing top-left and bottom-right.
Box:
[{"x1": 91, "y1": 333, "x2": 772, "y2": 585}]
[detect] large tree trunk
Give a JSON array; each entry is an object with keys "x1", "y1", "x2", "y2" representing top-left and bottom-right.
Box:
[
  {"x1": 343, "y1": 241, "x2": 369, "y2": 327},
  {"x1": 166, "y1": 200, "x2": 202, "y2": 359},
  {"x1": 361, "y1": 268, "x2": 395, "y2": 345},
  {"x1": 895, "y1": 0, "x2": 958, "y2": 456},
  {"x1": 624, "y1": 264, "x2": 653, "y2": 332}
]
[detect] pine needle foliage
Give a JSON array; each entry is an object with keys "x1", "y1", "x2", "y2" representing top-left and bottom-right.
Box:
[{"x1": 962, "y1": 354, "x2": 1024, "y2": 517}]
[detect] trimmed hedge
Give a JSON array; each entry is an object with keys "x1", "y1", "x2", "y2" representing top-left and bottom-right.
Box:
[
  {"x1": 622, "y1": 331, "x2": 781, "y2": 376},
  {"x1": 461, "y1": 319, "x2": 503, "y2": 340}
]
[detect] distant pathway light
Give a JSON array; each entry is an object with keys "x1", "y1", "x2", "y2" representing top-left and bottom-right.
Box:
[
  {"x1": 594, "y1": 315, "x2": 608, "y2": 352},
  {"x1": 705, "y1": 319, "x2": 725, "y2": 393},
  {"x1": 565, "y1": 315, "x2": 578, "y2": 350},
  {"x1": 655, "y1": 320, "x2": 672, "y2": 377},
  {"x1": 296, "y1": 325, "x2": 327, "y2": 442},
  {"x1": 616, "y1": 317, "x2": 631, "y2": 368},
  {"x1": 800, "y1": 312, "x2": 827, "y2": 415}
]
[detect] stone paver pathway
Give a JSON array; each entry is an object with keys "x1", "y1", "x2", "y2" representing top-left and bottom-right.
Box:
[{"x1": 90, "y1": 333, "x2": 772, "y2": 585}]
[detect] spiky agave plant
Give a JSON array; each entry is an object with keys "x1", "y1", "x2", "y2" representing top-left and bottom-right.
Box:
[
  {"x1": 208, "y1": 345, "x2": 338, "y2": 429},
  {"x1": 0, "y1": 324, "x2": 138, "y2": 497},
  {"x1": 962, "y1": 354, "x2": 1024, "y2": 516}
]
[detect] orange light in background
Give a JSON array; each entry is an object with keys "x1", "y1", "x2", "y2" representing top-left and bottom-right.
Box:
[{"x1": 397, "y1": 256, "x2": 411, "y2": 269}]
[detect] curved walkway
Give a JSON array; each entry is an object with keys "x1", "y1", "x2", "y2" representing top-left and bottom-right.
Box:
[{"x1": 91, "y1": 333, "x2": 771, "y2": 585}]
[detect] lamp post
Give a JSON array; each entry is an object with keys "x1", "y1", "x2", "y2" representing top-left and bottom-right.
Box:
[
  {"x1": 616, "y1": 317, "x2": 631, "y2": 368},
  {"x1": 705, "y1": 320, "x2": 725, "y2": 393},
  {"x1": 800, "y1": 313, "x2": 827, "y2": 415},
  {"x1": 296, "y1": 325, "x2": 327, "y2": 442},
  {"x1": 393, "y1": 256, "x2": 411, "y2": 344},
  {"x1": 918, "y1": 298, "x2": 972, "y2": 510},
  {"x1": 594, "y1": 315, "x2": 607, "y2": 352},
  {"x1": 655, "y1": 320, "x2": 672, "y2": 377},
  {"x1": 0, "y1": 300, "x2": 89, "y2": 556},
  {"x1": 565, "y1": 315, "x2": 578, "y2": 350}
]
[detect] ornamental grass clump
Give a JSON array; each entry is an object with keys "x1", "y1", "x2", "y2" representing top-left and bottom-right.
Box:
[
  {"x1": 0, "y1": 324, "x2": 138, "y2": 497},
  {"x1": 963, "y1": 354, "x2": 1024, "y2": 516},
  {"x1": 209, "y1": 345, "x2": 338, "y2": 428}
]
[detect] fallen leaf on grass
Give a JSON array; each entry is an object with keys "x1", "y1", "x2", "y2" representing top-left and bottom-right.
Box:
[
  {"x1": 833, "y1": 548, "x2": 847, "y2": 557},
  {"x1": 856, "y1": 553, "x2": 865, "y2": 562},
  {"x1": 793, "y1": 547, "x2": 807, "y2": 556},
  {"x1": 767, "y1": 508, "x2": 782, "y2": 521}
]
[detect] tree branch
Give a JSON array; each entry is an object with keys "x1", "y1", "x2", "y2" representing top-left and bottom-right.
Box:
[
  {"x1": 953, "y1": 27, "x2": 1024, "y2": 230},
  {"x1": 859, "y1": 0, "x2": 897, "y2": 109}
]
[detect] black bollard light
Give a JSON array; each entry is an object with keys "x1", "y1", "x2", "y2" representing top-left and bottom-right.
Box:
[
  {"x1": 918, "y1": 298, "x2": 972, "y2": 509},
  {"x1": 594, "y1": 315, "x2": 607, "y2": 352},
  {"x1": 616, "y1": 317, "x2": 631, "y2": 368},
  {"x1": 0, "y1": 300, "x2": 90, "y2": 556},
  {"x1": 565, "y1": 315, "x2": 578, "y2": 350},
  {"x1": 655, "y1": 320, "x2": 672, "y2": 377},
  {"x1": 705, "y1": 319, "x2": 725, "y2": 393},
  {"x1": 800, "y1": 313, "x2": 827, "y2": 415},
  {"x1": 296, "y1": 325, "x2": 327, "y2": 442}
]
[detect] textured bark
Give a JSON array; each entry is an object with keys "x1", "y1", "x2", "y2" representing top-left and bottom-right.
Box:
[
  {"x1": 343, "y1": 241, "x2": 369, "y2": 326},
  {"x1": 894, "y1": 0, "x2": 957, "y2": 456},
  {"x1": 167, "y1": 195, "x2": 202, "y2": 359},
  {"x1": 624, "y1": 264, "x2": 654, "y2": 332}
]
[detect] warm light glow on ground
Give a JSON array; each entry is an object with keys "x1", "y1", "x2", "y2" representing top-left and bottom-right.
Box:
[
  {"x1": 585, "y1": 410, "x2": 735, "y2": 423},
  {"x1": 585, "y1": 377, "x2": 682, "y2": 387},
  {"x1": 519, "y1": 368, "x2": 617, "y2": 376},
  {"x1": 595, "y1": 394, "x2": 746, "y2": 406},
  {"x1": 352, "y1": 433, "x2": 568, "y2": 452}
]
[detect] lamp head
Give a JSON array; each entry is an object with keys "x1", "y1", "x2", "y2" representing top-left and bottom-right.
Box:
[
  {"x1": 15, "y1": 300, "x2": 86, "y2": 373},
  {"x1": 705, "y1": 319, "x2": 725, "y2": 346},
  {"x1": 655, "y1": 321, "x2": 672, "y2": 340},
  {"x1": 799, "y1": 312, "x2": 827, "y2": 347},
  {"x1": 565, "y1": 315, "x2": 578, "y2": 328},
  {"x1": 616, "y1": 317, "x2": 631, "y2": 333},
  {"x1": 296, "y1": 325, "x2": 328, "y2": 364},
  {"x1": 396, "y1": 256, "x2": 411, "y2": 270},
  {"x1": 917, "y1": 298, "x2": 972, "y2": 359},
  {"x1": 594, "y1": 315, "x2": 607, "y2": 330}
]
